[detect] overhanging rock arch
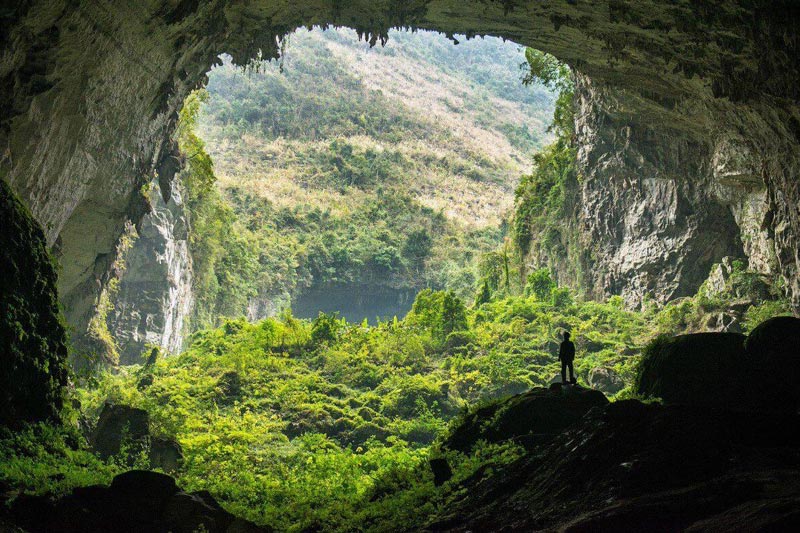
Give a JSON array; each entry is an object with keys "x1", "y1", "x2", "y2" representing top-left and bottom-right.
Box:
[{"x1": 2, "y1": 0, "x2": 799, "y2": 347}]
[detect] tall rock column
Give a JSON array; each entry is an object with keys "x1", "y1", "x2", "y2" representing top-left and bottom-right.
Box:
[{"x1": 107, "y1": 183, "x2": 193, "y2": 365}]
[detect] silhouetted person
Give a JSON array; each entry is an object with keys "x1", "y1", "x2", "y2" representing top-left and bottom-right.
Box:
[{"x1": 559, "y1": 331, "x2": 576, "y2": 384}]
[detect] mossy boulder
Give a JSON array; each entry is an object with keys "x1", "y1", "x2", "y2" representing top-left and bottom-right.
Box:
[
  {"x1": 588, "y1": 367, "x2": 626, "y2": 395},
  {"x1": 91, "y1": 403, "x2": 150, "y2": 460},
  {"x1": 744, "y1": 316, "x2": 800, "y2": 412},
  {"x1": 636, "y1": 318, "x2": 800, "y2": 413},
  {"x1": 0, "y1": 179, "x2": 69, "y2": 427}
]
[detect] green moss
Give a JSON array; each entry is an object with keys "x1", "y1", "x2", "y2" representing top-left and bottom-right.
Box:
[{"x1": 0, "y1": 179, "x2": 69, "y2": 427}]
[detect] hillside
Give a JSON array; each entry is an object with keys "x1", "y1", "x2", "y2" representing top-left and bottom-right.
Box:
[{"x1": 194, "y1": 27, "x2": 554, "y2": 323}]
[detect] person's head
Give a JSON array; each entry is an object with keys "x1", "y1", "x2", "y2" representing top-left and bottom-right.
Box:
[{"x1": 563, "y1": 331, "x2": 571, "y2": 340}]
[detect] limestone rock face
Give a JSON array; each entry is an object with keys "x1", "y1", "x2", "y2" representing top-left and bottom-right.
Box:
[
  {"x1": 2, "y1": 1, "x2": 799, "y2": 354},
  {"x1": 572, "y1": 76, "x2": 745, "y2": 306},
  {"x1": 107, "y1": 183, "x2": 193, "y2": 364}
]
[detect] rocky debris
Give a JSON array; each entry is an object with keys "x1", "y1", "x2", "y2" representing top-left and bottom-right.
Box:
[
  {"x1": 6, "y1": 470, "x2": 270, "y2": 533},
  {"x1": 91, "y1": 402, "x2": 183, "y2": 471},
  {"x1": 91, "y1": 403, "x2": 151, "y2": 460},
  {"x1": 149, "y1": 437, "x2": 183, "y2": 473},
  {"x1": 428, "y1": 400, "x2": 800, "y2": 532},
  {"x1": 587, "y1": 367, "x2": 625, "y2": 395},
  {"x1": 703, "y1": 310, "x2": 743, "y2": 333},
  {"x1": 636, "y1": 317, "x2": 800, "y2": 413},
  {"x1": 441, "y1": 386, "x2": 608, "y2": 454}
]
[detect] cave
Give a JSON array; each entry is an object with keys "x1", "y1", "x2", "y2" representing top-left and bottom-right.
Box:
[
  {"x1": 2, "y1": 1, "x2": 800, "y2": 531},
  {"x1": 3, "y1": 1, "x2": 798, "y2": 345}
]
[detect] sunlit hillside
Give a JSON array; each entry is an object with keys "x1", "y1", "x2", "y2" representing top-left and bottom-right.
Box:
[
  {"x1": 185, "y1": 28, "x2": 555, "y2": 322},
  {"x1": 200, "y1": 28, "x2": 553, "y2": 229}
]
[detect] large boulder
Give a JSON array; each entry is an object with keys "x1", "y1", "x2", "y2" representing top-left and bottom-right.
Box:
[
  {"x1": 588, "y1": 367, "x2": 626, "y2": 395},
  {"x1": 91, "y1": 403, "x2": 150, "y2": 460},
  {"x1": 149, "y1": 437, "x2": 183, "y2": 473},
  {"x1": 636, "y1": 318, "x2": 800, "y2": 413},
  {"x1": 745, "y1": 316, "x2": 800, "y2": 413},
  {"x1": 635, "y1": 332, "x2": 748, "y2": 409},
  {"x1": 441, "y1": 386, "x2": 608, "y2": 453},
  {"x1": 8, "y1": 470, "x2": 270, "y2": 532}
]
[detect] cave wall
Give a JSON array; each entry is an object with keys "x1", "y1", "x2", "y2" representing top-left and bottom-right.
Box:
[
  {"x1": 107, "y1": 181, "x2": 193, "y2": 365},
  {"x1": 2, "y1": 1, "x2": 799, "y2": 357},
  {"x1": 0, "y1": 179, "x2": 68, "y2": 427},
  {"x1": 573, "y1": 75, "x2": 747, "y2": 305}
]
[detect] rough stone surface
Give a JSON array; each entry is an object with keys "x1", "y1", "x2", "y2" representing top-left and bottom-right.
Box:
[
  {"x1": 2, "y1": 1, "x2": 800, "y2": 359},
  {"x1": 587, "y1": 366, "x2": 625, "y2": 395},
  {"x1": 441, "y1": 385, "x2": 608, "y2": 453},
  {"x1": 91, "y1": 403, "x2": 150, "y2": 460},
  {"x1": 428, "y1": 400, "x2": 800, "y2": 532},
  {"x1": 149, "y1": 437, "x2": 184, "y2": 473},
  {"x1": 0, "y1": 178, "x2": 69, "y2": 427},
  {"x1": 107, "y1": 182, "x2": 193, "y2": 364},
  {"x1": 6, "y1": 470, "x2": 270, "y2": 532}
]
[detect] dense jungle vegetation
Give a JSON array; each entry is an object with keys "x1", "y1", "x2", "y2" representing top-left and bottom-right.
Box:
[{"x1": 1, "y1": 30, "x2": 793, "y2": 533}]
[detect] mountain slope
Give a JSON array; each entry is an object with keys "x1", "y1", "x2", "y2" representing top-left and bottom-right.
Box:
[{"x1": 194, "y1": 28, "x2": 554, "y2": 322}]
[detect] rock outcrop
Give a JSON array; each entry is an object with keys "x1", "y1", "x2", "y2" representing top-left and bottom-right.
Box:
[
  {"x1": 636, "y1": 316, "x2": 800, "y2": 413},
  {"x1": 91, "y1": 402, "x2": 183, "y2": 472},
  {"x1": 425, "y1": 318, "x2": 800, "y2": 531},
  {"x1": 3, "y1": 1, "x2": 799, "y2": 363},
  {"x1": 6, "y1": 470, "x2": 269, "y2": 533},
  {"x1": 430, "y1": 399, "x2": 800, "y2": 532},
  {"x1": 441, "y1": 385, "x2": 608, "y2": 454},
  {"x1": 107, "y1": 182, "x2": 193, "y2": 364},
  {"x1": 0, "y1": 179, "x2": 68, "y2": 427}
]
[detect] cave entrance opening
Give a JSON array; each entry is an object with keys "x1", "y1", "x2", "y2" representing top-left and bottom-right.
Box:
[{"x1": 108, "y1": 26, "x2": 561, "y2": 360}]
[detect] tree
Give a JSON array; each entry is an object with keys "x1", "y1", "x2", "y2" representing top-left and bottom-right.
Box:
[
  {"x1": 475, "y1": 279, "x2": 492, "y2": 306},
  {"x1": 525, "y1": 268, "x2": 555, "y2": 301},
  {"x1": 403, "y1": 229, "x2": 433, "y2": 266},
  {"x1": 439, "y1": 291, "x2": 468, "y2": 341}
]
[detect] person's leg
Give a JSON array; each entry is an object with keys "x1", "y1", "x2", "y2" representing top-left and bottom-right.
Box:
[
  {"x1": 568, "y1": 361, "x2": 575, "y2": 383},
  {"x1": 561, "y1": 361, "x2": 567, "y2": 383}
]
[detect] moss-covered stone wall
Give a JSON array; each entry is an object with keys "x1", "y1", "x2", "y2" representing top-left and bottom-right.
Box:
[{"x1": 0, "y1": 178, "x2": 69, "y2": 427}]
